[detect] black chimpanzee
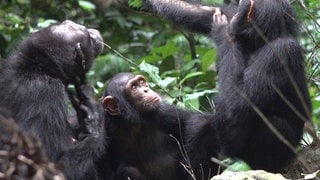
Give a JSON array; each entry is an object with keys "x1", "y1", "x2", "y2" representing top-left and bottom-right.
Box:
[
  {"x1": 97, "y1": 72, "x2": 213, "y2": 180},
  {"x1": 145, "y1": 0, "x2": 312, "y2": 179},
  {"x1": 0, "y1": 20, "x2": 105, "y2": 179},
  {"x1": 211, "y1": 0, "x2": 311, "y2": 169}
]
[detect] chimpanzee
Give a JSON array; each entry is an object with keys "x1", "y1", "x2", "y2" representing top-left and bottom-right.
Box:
[
  {"x1": 0, "y1": 20, "x2": 105, "y2": 179},
  {"x1": 211, "y1": 0, "x2": 311, "y2": 169},
  {"x1": 96, "y1": 72, "x2": 213, "y2": 180},
  {"x1": 145, "y1": 0, "x2": 312, "y2": 179}
]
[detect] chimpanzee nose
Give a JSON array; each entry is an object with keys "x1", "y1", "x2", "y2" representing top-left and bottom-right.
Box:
[{"x1": 143, "y1": 87, "x2": 149, "y2": 93}]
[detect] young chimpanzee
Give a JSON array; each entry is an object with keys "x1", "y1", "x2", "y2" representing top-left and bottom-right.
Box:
[
  {"x1": 97, "y1": 72, "x2": 214, "y2": 180},
  {"x1": 146, "y1": 0, "x2": 312, "y2": 179},
  {"x1": 0, "y1": 20, "x2": 105, "y2": 179}
]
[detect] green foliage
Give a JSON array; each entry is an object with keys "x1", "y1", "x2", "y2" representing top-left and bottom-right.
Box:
[
  {"x1": 78, "y1": 0, "x2": 96, "y2": 12},
  {"x1": 128, "y1": 0, "x2": 143, "y2": 8},
  {"x1": 293, "y1": 0, "x2": 320, "y2": 127},
  {"x1": 138, "y1": 61, "x2": 217, "y2": 110},
  {"x1": 222, "y1": 159, "x2": 252, "y2": 172}
]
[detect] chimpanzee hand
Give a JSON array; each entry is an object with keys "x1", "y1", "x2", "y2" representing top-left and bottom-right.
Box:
[
  {"x1": 77, "y1": 82, "x2": 102, "y2": 137},
  {"x1": 213, "y1": 8, "x2": 228, "y2": 26},
  {"x1": 67, "y1": 77, "x2": 103, "y2": 139}
]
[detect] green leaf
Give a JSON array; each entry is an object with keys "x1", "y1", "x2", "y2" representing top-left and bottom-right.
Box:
[
  {"x1": 179, "y1": 72, "x2": 204, "y2": 86},
  {"x1": 183, "y1": 89, "x2": 216, "y2": 101},
  {"x1": 128, "y1": 0, "x2": 143, "y2": 8},
  {"x1": 7, "y1": 13, "x2": 23, "y2": 24},
  {"x1": 184, "y1": 98, "x2": 200, "y2": 110},
  {"x1": 151, "y1": 40, "x2": 177, "y2": 58},
  {"x1": 181, "y1": 60, "x2": 199, "y2": 72},
  {"x1": 37, "y1": 19, "x2": 58, "y2": 28},
  {"x1": 224, "y1": 160, "x2": 252, "y2": 172},
  {"x1": 78, "y1": 0, "x2": 96, "y2": 12},
  {"x1": 201, "y1": 49, "x2": 217, "y2": 71},
  {"x1": 159, "y1": 77, "x2": 176, "y2": 88},
  {"x1": 139, "y1": 61, "x2": 162, "y2": 85}
]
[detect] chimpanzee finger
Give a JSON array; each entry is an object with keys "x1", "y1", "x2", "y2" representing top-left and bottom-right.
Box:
[
  {"x1": 213, "y1": 8, "x2": 228, "y2": 25},
  {"x1": 78, "y1": 104, "x2": 100, "y2": 135}
]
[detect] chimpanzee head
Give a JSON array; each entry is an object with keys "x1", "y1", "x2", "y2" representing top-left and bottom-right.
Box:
[
  {"x1": 102, "y1": 72, "x2": 162, "y2": 122},
  {"x1": 230, "y1": 0, "x2": 298, "y2": 41},
  {"x1": 14, "y1": 20, "x2": 103, "y2": 83}
]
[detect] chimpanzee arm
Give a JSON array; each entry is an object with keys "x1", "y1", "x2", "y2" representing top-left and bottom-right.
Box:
[
  {"x1": 7, "y1": 77, "x2": 105, "y2": 179},
  {"x1": 145, "y1": 0, "x2": 214, "y2": 34},
  {"x1": 69, "y1": 76, "x2": 103, "y2": 137},
  {"x1": 155, "y1": 104, "x2": 198, "y2": 138},
  {"x1": 145, "y1": 0, "x2": 237, "y2": 35},
  {"x1": 155, "y1": 104, "x2": 219, "y2": 179},
  {"x1": 184, "y1": 115, "x2": 219, "y2": 180},
  {"x1": 63, "y1": 80, "x2": 105, "y2": 178}
]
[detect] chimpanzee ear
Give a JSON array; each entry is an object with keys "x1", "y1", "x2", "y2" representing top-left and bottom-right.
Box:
[{"x1": 102, "y1": 96, "x2": 120, "y2": 116}]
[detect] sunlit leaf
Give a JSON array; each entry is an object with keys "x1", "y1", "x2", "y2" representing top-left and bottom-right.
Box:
[
  {"x1": 224, "y1": 160, "x2": 252, "y2": 172},
  {"x1": 160, "y1": 77, "x2": 176, "y2": 88},
  {"x1": 37, "y1": 19, "x2": 58, "y2": 28},
  {"x1": 78, "y1": 0, "x2": 96, "y2": 12},
  {"x1": 179, "y1": 72, "x2": 204, "y2": 86},
  {"x1": 128, "y1": 0, "x2": 143, "y2": 8},
  {"x1": 139, "y1": 61, "x2": 162, "y2": 86},
  {"x1": 184, "y1": 89, "x2": 216, "y2": 101},
  {"x1": 201, "y1": 49, "x2": 217, "y2": 71}
]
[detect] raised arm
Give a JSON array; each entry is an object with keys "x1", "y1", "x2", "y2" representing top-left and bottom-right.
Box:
[{"x1": 145, "y1": 0, "x2": 237, "y2": 35}]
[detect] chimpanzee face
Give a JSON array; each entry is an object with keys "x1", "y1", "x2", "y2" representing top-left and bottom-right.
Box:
[
  {"x1": 49, "y1": 20, "x2": 103, "y2": 72},
  {"x1": 102, "y1": 74, "x2": 162, "y2": 117},
  {"x1": 125, "y1": 75, "x2": 162, "y2": 112},
  {"x1": 26, "y1": 20, "x2": 103, "y2": 82},
  {"x1": 50, "y1": 20, "x2": 103, "y2": 57}
]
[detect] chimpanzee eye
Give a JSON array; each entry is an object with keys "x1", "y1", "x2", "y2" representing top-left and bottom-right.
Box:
[
  {"x1": 132, "y1": 84, "x2": 137, "y2": 91},
  {"x1": 139, "y1": 79, "x2": 145, "y2": 84}
]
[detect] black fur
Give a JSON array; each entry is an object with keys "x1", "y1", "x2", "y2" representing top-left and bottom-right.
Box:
[
  {"x1": 145, "y1": 0, "x2": 311, "y2": 179},
  {"x1": 145, "y1": 0, "x2": 237, "y2": 34},
  {"x1": 212, "y1": 0, "x2": 311, "y2": 171},
  {"x1": 97, "y1": 72, "x2": 210, "y2": 180},
  {"x1": 0, "y1": 20, "x2": 105, "y2": 180}
]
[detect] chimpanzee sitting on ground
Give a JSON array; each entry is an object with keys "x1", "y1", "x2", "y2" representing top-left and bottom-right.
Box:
[
  {"x1": 146, "y1": 0, "x2": 311, "y2": 179},
  {"x1": 211, "y1": 0, "x2": 311, "y2": 173},
  {"x1": 97, "y1": 72, "x2": 215, "y2": 180},
  {"x1": 0, "y1": 20, "x2": 105, "y2": 179}
]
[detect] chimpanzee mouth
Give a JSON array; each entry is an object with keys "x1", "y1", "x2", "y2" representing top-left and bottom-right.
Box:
[{"x1": 149, "y1": 97, "x2": 161, "y2": 104}]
